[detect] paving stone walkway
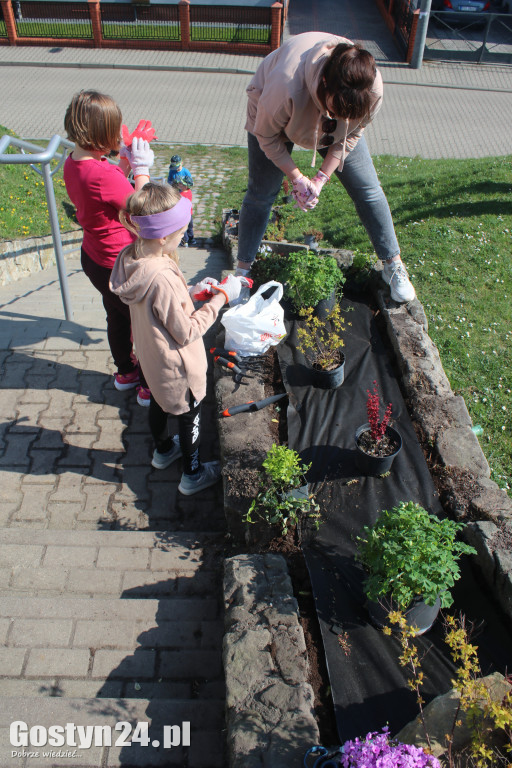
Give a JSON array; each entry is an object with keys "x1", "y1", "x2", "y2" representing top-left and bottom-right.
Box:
[{"x1": 0, "y1": 244, "x2": 229, "y2": 767}]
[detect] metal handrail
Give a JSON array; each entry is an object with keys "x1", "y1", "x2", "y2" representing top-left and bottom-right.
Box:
[{"x1": 0, "y1": 134, "x2": 75, "y2": 320}]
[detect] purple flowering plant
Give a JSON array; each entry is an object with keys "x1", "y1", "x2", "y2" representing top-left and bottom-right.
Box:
[{"x1": 340, "y1": 727, "x2": 441, "y2": 768}]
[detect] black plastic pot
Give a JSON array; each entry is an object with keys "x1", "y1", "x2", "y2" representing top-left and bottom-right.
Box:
[
  {"x1": 303, "y1": 234, "x2": 319, "y2": 250},
  {"x1": 367, "y1": 594, "x2": 441, "y2": 635},
  {"x1": 354, "y1": 423, "x2": 402, "y2": 475},
  {"x1": 306, "y1": 354, "x2": 345, "y2": 390}
]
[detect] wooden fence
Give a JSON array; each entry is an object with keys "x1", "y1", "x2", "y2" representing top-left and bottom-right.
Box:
[{"x1": 0, "y1": 0, "x2": 285, "y2": 54}]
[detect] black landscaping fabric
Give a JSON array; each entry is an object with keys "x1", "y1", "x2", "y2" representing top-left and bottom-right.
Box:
[{"x1": 276, "y1": 286, "x2": 512, "y2": 743}]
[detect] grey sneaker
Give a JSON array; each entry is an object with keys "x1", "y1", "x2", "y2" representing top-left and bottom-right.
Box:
[
  {"x1": 151, "y1": 436, "x2": 182, "y2": 470},
  {"x1": 382, "y1": 257, "x2": 416, "y2": 303},
  {"x1": 178, "y1": 461, "x2": 222, "y2": 495}
]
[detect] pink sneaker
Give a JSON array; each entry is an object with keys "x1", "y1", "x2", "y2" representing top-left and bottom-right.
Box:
[
  {"x1": 136, "y1": 386, "x2": 151, "y2": 407},
  {"x1": 114, "y1": 369, "x2": 140, "y2": 391}
]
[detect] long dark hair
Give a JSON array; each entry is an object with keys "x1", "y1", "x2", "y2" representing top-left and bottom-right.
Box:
[{"x1": 317, "y1": 43, "x2": 377, "y2": 120}]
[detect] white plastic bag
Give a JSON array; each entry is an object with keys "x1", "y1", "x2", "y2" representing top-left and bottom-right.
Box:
[{"x1": 221, "y1": 280, "x2": 287, "y2": 356}]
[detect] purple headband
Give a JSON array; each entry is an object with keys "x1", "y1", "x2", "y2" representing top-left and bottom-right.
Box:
[{"x1": 131, "y1": 196, "x2": 192, "y2": 239}]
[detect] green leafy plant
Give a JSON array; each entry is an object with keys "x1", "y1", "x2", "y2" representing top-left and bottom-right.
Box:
[
  {"x1": 297, "y1": 303, "x2": 347, "y2": 371},
  {"x1": 244, "y1": 444, "x2": 321, "y2": 536},
  {"x1": 356, "y1": 501, "x2": 477, "y2": 610},
  {"x1": 252, "y1": 249, "x2": 345, "y2": 310}
]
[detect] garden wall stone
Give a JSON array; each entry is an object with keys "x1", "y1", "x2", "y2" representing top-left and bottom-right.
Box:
[
  {"x1": 464, "y1": 521, "x2": 512, "y2": 617},
  {"x1": 0, "y1": 230, "x2": 82, "y2": 286},
  {"x1": 223, "y1": 554, "x2": 319, "y2": 768}
]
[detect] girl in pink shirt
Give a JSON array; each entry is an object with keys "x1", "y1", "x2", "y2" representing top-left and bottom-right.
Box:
[{"x1": 63, "y1": 89, "x2": 154, "y2": 404}]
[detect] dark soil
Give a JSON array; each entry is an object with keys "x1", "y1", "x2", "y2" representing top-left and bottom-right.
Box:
[
  {"x1": 231, "y1": 346, "x2": 339, "y2": 747},
  {"x1": 356, "y1": 428, "x2": 401, "y2": 458}
]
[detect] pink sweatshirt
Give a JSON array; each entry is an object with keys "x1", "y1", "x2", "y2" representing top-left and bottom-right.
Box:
[
  {"x1": 245, "y1": 32, "x2": 383, "y2": 172},
  {"x1": 110, "y1": 248, "x2": 225, "y2": 414}
]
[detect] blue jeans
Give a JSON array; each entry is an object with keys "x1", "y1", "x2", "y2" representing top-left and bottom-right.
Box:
[{"x1": 237, "y1": 132, "x2": 400, "y2": 264}]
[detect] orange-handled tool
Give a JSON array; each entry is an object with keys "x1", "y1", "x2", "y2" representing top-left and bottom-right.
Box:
[
  {"x1": 210, "y1": 347, "x2": 242, "y2": 363},
  {"x1": 222, "y1": 393, "x2": 287, "y2": 417}
]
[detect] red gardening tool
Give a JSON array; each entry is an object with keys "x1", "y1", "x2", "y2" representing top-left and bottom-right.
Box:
[{"x1": 222, "y1": 392, "x2": 287, "y2": 417}]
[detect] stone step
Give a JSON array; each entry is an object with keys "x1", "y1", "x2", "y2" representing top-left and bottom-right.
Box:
[
  {"x1": 0, "y1": 596, "x2": 224, "y2": 697},
  {"x1": 2, "y1": 467, "x2": 226, "y2": 532},
  {"x1": 0, "y1": 530, "x2": 223, "y2": 598},
  {"x1": 0, "y1": 697, "x2": 225, "y2": 767}
]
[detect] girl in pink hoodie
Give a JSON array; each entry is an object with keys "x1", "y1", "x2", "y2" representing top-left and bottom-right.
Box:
[{"x1": 111, "y1": 182, "x2": 241, "y2": 496}]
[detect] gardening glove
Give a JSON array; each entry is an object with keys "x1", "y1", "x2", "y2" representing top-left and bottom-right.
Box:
[
  {"x1": 310, "y1": 170, "x2": 330, "y2": 198},
  {"x1": 211, "y1": 274, "x2": 242, "y2": 305},
  {"x1": 125, "y1": 137, "x2": 154, "y2": 178},
  {"x1": 188, "y1": 278, "x2": 219, "y2": 300},
  {"x1": 121, "y1": 119, "x2": 158, "y2": 148},
  {"x1": 291, "y1": 174, "x2": 318, "y2": 212}
]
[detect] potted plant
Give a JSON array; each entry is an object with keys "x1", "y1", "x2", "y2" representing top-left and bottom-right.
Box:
[
  {"x1": 297, "y1": 303, "x2": 347, "y2": 389},
  {"x1": 304, "y1": 727, "x2": 441, "y2": 767},
  {"x1": 303, "y1": 227, "x2": 323, "y2": 250},
  {"x1": 251, "y1": 249, "x2": 345, "y2": 318},
  {"x1": 355, "y1": 501, "x2": 477, "y2": 634},
  {"x1": 244, "y1": 444, "x2": 321, "y2": 538},
  {"x1": 355, "y1": 380, "x2": 402, "y2": 475}
]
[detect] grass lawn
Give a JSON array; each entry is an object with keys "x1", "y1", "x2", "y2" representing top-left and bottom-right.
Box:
[
  {"x1": 1, "y1": 134, "x2": 510, "y2": 494},
  {"x1": 0, "y1": 126, "x2": 79, "y2": 240},
  {"x1": 15, "y1": 21, "x2": 93, "y2": 38},
  {"x1": 9, "y1": 20, "x2": 268, "y2": 44}
]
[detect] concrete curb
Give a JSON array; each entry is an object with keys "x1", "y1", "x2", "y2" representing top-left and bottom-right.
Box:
[{"x1": 0, "y1": 60, "x2": 257, "y2": 75}]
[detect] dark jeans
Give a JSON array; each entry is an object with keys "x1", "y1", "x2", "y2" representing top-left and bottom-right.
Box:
[
  {"x1": 149, "y1": 391, "x2": 202, "y2": 475},
  {"x1": 182, "y1": 217, "x2": 194, "y2": 244},
  {"x1": 237, "y1": 132, "x2": 400, "y2": 264},
  {"x1": 81, "y1": 248, "x2": 146, "y2": 386}
]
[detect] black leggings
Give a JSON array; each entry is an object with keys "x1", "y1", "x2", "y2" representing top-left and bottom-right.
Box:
[
  {"x1": 81, "y1": 248, "x2": 147, "y2": 387},
  {"x1": 149, "y1": 391, "x2": 202, "y2": 475}
]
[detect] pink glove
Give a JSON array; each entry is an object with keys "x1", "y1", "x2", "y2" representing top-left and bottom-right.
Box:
[
  {"x1": 310, "y1": 170, "x2": 330, "y2": 197},
  {"x1": 126, "y1": 137, "x2": 154, "y2": 178},
  {"x1": 291, "y1": 174, "x2": 318, "y2": 211},
  {"x1": 122, "y1": 120, "x2": 158, "y2": 148},
  {"x1": 189, "y1": 277, "x2": 219, "y2": 301}
]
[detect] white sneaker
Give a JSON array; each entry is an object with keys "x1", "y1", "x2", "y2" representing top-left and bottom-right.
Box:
[
  {"x1": 178, "y1": 461, "x2": 221, "y2": 495},
  {"x1": 382, "y1": 257, "x2": 416, "y2": 303},
  {"x1": 151, "y1": 436, "x2": 182, "y2": 470}
]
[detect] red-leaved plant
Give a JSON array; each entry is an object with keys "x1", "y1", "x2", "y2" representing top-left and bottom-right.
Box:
[{"x1": 366, "y1": 381, "x2": 393, "y2": 442}]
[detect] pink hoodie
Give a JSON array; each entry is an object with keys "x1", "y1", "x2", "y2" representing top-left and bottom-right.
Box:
[
  {"x1": 245, "y1": 32, "x2": 383, "y2": 171},
  {"x1": 110, "y1": 248, "x2": 225, "y2": 415}
]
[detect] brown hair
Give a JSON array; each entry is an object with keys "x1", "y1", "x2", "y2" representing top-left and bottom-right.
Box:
[
  {"x1": 121, "y1": 182, "x2": 182, "y2": 262},
  {"x1": 64, "y1": 90, "x2": 122, "y2": 153},
  {"x1": 317, "y1": 44, "x2": 376, "y2": 121}
]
